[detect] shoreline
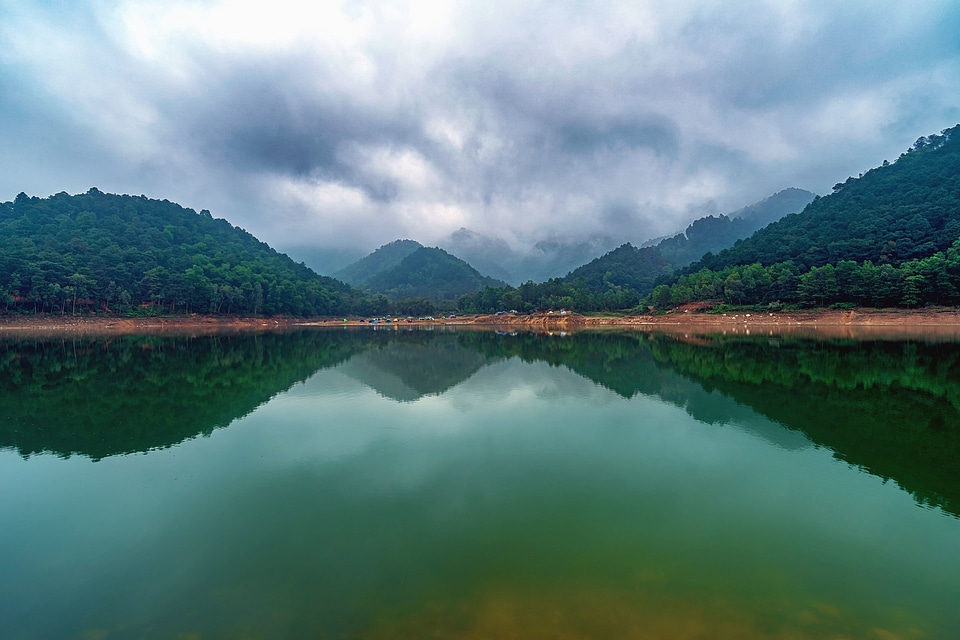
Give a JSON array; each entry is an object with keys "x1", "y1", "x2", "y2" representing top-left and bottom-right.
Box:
[{"x1": 1, "y1": 307, "x2": 960, "y2": 339}]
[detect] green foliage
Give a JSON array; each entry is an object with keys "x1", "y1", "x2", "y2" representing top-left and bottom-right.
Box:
[
  {"x1": 644, "y1": 126, "x2": 960, "y2": 310},
  {"x1": 332, "y1": 239, "x2": 423, "y2": 286},
  {"x1": 455, "y1": 190, "x2": 812, "y2": 314},
  {"x1": 645, "y1": 333, "x2": 960, "y2": 516},
  {"x1": 457, "y1": 243, "x2": 662, "y2": 313},
  {"x1": 0, "y1": 330, "x2": 368, "y2": 459},
  {"x1": 565, "y1": 243, "x2": 670, "y2": 292},
  {"x1": 648, "y1": 238, "x2": 960, "y2": 309},
  {"x1": 692, "y1": 125, "x2": 960, "y2": 273},
  {"x1": 654, "y1": 188, "x2": 814, "y2": 268},
  {"x1": 363, "y1": 247, "x2": 507, "y2": 302},
  {"x1": 455, "y1": 330, "x2": 960, "y2": 517},
  {"x1": 0, "y1": 189, "x2": 366, "y2": 316}
]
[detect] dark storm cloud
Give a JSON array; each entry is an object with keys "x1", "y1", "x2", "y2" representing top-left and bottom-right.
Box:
[
  {"x1": 2, "y1": 0, "x2": 960, "y2": 254},
  {"x1": 178, "y1": 64, "x2": 420, "y2": 202}
]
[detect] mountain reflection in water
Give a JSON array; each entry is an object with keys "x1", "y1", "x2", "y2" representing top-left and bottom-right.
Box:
[{"x1": 1, "y1": 327, "x2": 958, "y2": 517}]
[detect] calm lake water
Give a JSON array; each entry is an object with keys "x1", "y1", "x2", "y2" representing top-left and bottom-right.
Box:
[{"x1": 1, "y1": 327, "x2": 958, "y2": 639}]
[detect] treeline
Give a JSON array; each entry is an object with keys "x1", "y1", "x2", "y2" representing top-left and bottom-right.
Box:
[
  {"x1": 457, "y1": 277, "x2": 644, "y2": 314},
  {"x1": 459, "y1": 236, "x2": 960, "y2": 313},
  {"x1": 650, "y1": 238, "x2": 960, "y2": 309},
  {"x1": 0, "y1": 189, "x2": 371, "y2": 317}
]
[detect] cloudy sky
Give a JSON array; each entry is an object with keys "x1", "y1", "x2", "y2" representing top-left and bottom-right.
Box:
[{"x1": 2, "y1": 0, "x2": 959, "y2": 258}]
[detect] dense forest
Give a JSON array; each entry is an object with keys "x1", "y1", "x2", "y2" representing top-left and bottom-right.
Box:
[
  {"x1": 460, "y1": 126, "x2": 960, "y2": 313},
  {"x1": 692, "y1": 127, "x2": 960, "y2": 273},
  {"x1": 651, "y1": 187, "x2": 815, "y2": 267},
  {"x1": 362, "y1": 246, "x2": 507, "y2": 302},
  {"x1": 648, "y1": 238, "x2": 960, "y2": 309},
  {"x1": 333, "y1": 239, "x2": 423, "y2": 286},
  {"x1": 646, "y1": 125, "x2": 960, "y2": 309},
  {"x1": 0, "y1": 189, "x2": 376, "y2": 316}
]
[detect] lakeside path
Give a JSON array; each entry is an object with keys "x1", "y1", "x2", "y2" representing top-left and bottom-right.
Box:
[{"x1": 4, "y1": 308, "x2": 960, "y2": 339}]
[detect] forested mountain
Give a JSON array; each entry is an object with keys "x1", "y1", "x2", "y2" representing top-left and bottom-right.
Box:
[
  {"x1": 564, "y1": 243, "x2": 670, "y2": 294},
  {"x1": 363, "y1": 247, "x2": 508, "y2": 302},
  {"x1": 0, "y1": 189, "x2": 363, "y2": 316},
  {"x1": 333, "y1": 239, "x2": 423, "y2": 286},
  {"x1": 455, "y1": 189, "x2": 815, "y2": 313},
  {"x1": 653, "y1": 188, "x2": 815, "y2": 267},
  {"x1": 649, "y1": 125, "x2": 960, "y2": 309},
  {"x1": 692, "y1": 127, "x2": 960, "y2": 273},
  {"x1": 463, "y1": 126, "x2": 959, "y2": 313}
]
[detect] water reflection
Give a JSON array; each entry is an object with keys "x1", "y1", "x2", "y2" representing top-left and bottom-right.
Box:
[
  {"x1": 2, "y1": 328, "x2": 958, "y2": 517},
  {"x1": 2, "y1": 327, "x2": 959, "y2": 638}
]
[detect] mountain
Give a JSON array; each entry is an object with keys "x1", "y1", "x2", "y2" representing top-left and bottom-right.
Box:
[
  {"x1": 563, "y1": 243, "x2": 670, "y2": 294},
  {"x1": 652, "y1": 188, "x2": 815, "y2": 268},
  {"x1": 692, "y1": 126, "x2": 960, "y2": 273},
  {"x1": 731, "y1": 187, "x2": 817, "y2": 227},
  {"x1": 647, "y1": 125, "x2": 960, "y2": 309},
  {"x1": 439, "y1": 228, "x2": 619, "y2": 285},
  {"x1": 338, "y1": 332, "x2": 496, "y2": 402},
  {"x1": 364, "y1": 246, "x2": 508, "y2": 302},
  {"x1": 436, "y1": 229, "x2": 516, "y2": 282},
  {"x1": 541, "y1": 189, "x2": 812, "y2": 301},
  {"x1": 333, "y1": 239, "x2": 423, "y2": 286},
  {"x1": 0, "y1": 189, "x2": 359, "y2": 316},
  {"x1": 443, "y1": 190, "x2": 811, "y2": 286}
]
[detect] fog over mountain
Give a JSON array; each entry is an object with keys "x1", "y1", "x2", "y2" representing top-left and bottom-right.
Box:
[{"x1": 2, "y1": 1, "x2": 959, "y2": 260}]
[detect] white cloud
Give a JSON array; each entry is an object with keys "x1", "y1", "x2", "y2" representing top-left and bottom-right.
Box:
[{"x1": 1, "y1": 0, "x2": 959, "y2": 257}]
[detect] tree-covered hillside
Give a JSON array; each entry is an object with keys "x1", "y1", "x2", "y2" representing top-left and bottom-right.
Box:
[
  {"x1": 333, "y1": 239, "x2": 423, "y2": 286},
  {"x1": 654, "y1": 188, "x2": 815, "y2": 268},
  {"x1": 692, "y1": 126, "x2": 960, "y2": 273},
  {"x1": 456, "y1": 190, "x2": 813, "y2": 314},
  {"x1": 647, "y1": 125, "x2": 960, "y2": 309},
  {"x1": 0, "y1": 189, "x2": 362, "y2": 316},
  {"x1": 564, "y1": 243, "x2": 670, "y2": 294},
  {"x1": 364, "y1": 247, "x2": 507, "y2": 302}
]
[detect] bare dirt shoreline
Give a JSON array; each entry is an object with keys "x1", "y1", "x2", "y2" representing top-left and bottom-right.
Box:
[{"x1": 4, "y1": 308, "x2": 960, "y2": 339}]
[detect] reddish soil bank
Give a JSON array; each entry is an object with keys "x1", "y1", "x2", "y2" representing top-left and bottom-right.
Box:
[{"x1": 4, "y1": 308, "x2": 960, "y2": 339}]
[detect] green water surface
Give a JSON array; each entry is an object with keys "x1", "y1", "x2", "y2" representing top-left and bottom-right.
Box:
[{"x1": 1, "y1": 328, "x2": 958, "y2": 639}]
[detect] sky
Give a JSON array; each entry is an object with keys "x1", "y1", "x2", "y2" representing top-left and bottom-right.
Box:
[{"x1": 2, "y1": 0, "x2": 959, "y2": 258}]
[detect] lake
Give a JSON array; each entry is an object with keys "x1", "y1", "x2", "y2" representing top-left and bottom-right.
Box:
[{"x1": 1, "y1": 327, "x2": 958, "y2": 639}]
